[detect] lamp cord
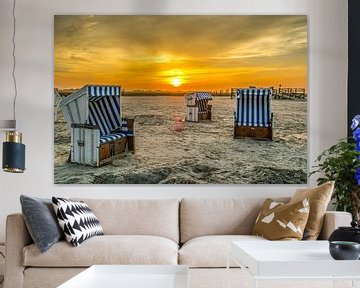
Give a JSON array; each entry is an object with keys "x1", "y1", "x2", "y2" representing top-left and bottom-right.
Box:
[{"x1": 12, "y1": 0, "x2": 17, "y2": 128}]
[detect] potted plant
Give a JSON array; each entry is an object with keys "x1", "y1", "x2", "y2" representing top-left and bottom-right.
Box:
[{"x1": 310, "y1": 115, "x2": 360, "y2": 222}]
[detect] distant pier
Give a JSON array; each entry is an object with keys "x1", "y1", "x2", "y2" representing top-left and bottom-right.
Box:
[
  {"x1": 272, "y1": 88, "x2": 307, "y2": 100},
  {"x1": 230, "y1": 87, "x2": 307, "y2": 100}
]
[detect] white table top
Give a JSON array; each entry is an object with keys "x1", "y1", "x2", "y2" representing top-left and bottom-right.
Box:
[
  {"x1": 231, "y1": 240, "x2": 360, "y2": 278},
  {"x1": 58, "y1": 265, "x2": 189, "y2": 288}
]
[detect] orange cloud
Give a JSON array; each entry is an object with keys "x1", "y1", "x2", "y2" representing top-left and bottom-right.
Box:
[{"x1": 54, "y1": 15, "x2": 307, "y2": 91}]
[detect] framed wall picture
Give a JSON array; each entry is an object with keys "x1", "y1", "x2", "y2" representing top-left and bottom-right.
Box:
[{"x1": 54, "y1": 15, "x2": 307, "y2": 184}]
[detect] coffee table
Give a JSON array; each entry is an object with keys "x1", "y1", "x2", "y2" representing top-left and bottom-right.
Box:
[
  {"x1": 58, "y1": 265, "x2": 189, "y2": 288},
  {"x1": 228, "y1": 241, "x2": 360, "y2": 288}
]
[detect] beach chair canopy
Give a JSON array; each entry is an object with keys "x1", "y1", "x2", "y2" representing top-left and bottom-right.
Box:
[
  {"x1": 186, "y1": 92, "x2": 212, "y2": 112},
  {"x1": 194, "y1": 92, "x2": 212, "y2": 101},
  {"x1": 186, "y1": 92, "x2": 213, "y2": 101},
  {"x1": 235, "y1": 88, "x2": 272, "y2": 127},
  {"x1": 61, "y1": 85, "x2": 122, "y2": 136}
]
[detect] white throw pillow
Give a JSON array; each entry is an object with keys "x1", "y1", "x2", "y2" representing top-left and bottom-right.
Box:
[{"x1": 52, "y1": 197, "x2": 103, "y2": 247}]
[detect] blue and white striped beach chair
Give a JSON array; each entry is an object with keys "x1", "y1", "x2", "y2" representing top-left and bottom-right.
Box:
[
  {"x1": 233, "y1": 88, "x2": 273, "y2": 140},
  {"x1": 60, "y1": 85, "x2": 134, "y2": 166},
  {"x1": 185, "y1": 92, "x2": 212, "y2": 122}
]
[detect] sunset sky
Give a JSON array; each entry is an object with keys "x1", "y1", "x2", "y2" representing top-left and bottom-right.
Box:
[{"x1": 54, "y1": 15, "x2": 307, "y2": 91}]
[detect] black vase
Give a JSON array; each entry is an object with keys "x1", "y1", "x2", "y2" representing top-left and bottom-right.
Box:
[
  {"x1": 329, "y1": 241, "x2": 360, "y2": 260},
  {"x1": 328, "y1": 221, "x2": 360, "y2": 244}
]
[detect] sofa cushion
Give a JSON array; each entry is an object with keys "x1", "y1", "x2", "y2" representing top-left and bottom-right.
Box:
[
  {"x1": 72, "y1": 199, "x2": 179, "y2": 243},
  {"x1": 180, "y1": 198, "x2": 289, "y2": 243},
  {"x1": 52, "y1": 197, "x2": 104, "y2": 247},
  {"x1": 20, "y1": 195, "x2": 64, "y2": 253},
  {"x1": 179, "y1": 235, "x2": 267, "y2": 268},
  {"x1": 23, "y1": 235, "x2": 178, "y2": 267},
  {"x1": 252, "y1": 198, "x2": 310, "y2": 240},
  {"x1": 290, "y1": 181, "x2": 334, "y2": 240}
]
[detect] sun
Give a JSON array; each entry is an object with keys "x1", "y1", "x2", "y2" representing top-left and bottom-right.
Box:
[{"x1": 171, "y1": 77, "x2": 182, "y2": 87}]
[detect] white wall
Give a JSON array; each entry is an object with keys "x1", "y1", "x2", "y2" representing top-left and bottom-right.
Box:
[{"x1": 0, "y1": 0, "x2": 348, "y2": 242}]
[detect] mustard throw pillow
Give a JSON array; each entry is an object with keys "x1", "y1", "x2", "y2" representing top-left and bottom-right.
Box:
[
  {"x1": 289, "y1": 181, "x2": 334, "y2": 240},
  {"x1": 252, "y1": 198, "x2": 310, "y2": 240}
]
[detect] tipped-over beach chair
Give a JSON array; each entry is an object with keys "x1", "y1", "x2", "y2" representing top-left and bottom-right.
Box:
[
  {"x1": 60, "y1": 85, "x2": 134, "y2": 166},
  {"x1": 185, "y1": 92, "x2": 212, "y2": 122},
  {"x1": 233, "y1": 88, "x2": 273, "y2": 140}
]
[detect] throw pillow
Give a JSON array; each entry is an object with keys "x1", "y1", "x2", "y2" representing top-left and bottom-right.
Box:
[
  {"x1": 20, "y1": 195, "x2": 64, "y2": 253},
  {"x1": 52, "y1": 197, "x2": 104, "y2": 247},
  {"x1": 289, "y1": 181, "x2": 334, "y2": 240},
  {"x1": 252, "y1": 198, "x2": 310, "y2": 240}
]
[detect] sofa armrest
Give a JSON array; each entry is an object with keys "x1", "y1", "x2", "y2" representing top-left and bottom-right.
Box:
[
  {"x1": 318, "y1": 211, "x2": 352, "y2": 240},
  {"x1": 4, "y1": 214, "x2": 32, "y2": 288}
]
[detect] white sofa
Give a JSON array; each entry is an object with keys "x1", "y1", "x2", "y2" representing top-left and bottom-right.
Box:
[{"x1": 4, "y1": 198, "x2": 352, "y2": 288}]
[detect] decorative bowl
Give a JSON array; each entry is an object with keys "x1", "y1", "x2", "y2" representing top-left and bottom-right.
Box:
[{"x1": 329, "y1": 241, "x2": 360, "y2": 260}]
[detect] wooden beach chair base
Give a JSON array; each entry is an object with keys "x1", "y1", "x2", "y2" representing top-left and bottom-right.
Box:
[
  {"x1": 98, "y1": 138, "x2": 126, "y2": 166},
  {"x1": 127, "y1": 136, "x2": 135, "y2": 152},
  {"x1": 99, "y1": 137, "x2": 126, "y2": 162},
  {"x1": 233, "y1": 125, "x2": 273, "y2": 140},
  {"x1": 198, "y1": 112, "x2": 211, "y2": 121},
  {"x1": 69, "y1": 136, "x2": 132, "y2": 167},
  {"x1": 70, "y1": 117, "x2": 135, "y2": 167}
]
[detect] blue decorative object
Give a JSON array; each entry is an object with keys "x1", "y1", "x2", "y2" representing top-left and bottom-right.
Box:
[
  {"x1": 351, "y1": 115, "x2": 360, "y2": 130},
  {"x1": 351, "y1": 115, "x2": 360, "y2": 185},
  {"x1": 353, "y1": 128, "x2": 360, "y2": 142}
]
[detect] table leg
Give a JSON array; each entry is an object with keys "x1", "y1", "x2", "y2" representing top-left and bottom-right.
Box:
[
  {"x1": 252, "y1": 278, "x2": 258, "y2": 288},
  {"x1": 226, "y1": 251, "x2": 230, "y2": 288},
  {"x1": 352, "y1": 279, "x2": 360, "y2": 288},
  {"x1": 332, "y1": 279, "x2": 346, "y2": 288}
]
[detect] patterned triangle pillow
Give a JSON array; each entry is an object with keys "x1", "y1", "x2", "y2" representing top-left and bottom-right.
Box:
[
  {"x1": 252, "y1": 198, "x2": 310, "y2": 240},
  {"x1": 52, "y1": 197, "x2": 104, "y2": 246}
]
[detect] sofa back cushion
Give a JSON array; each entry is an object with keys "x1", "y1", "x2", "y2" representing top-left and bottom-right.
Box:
[
  {"x1": 180, "y1": 198, "x2": 289, "y2": 243},
  {"x1": 72, "y1": 198, "x2": 179, "y2": 243}
]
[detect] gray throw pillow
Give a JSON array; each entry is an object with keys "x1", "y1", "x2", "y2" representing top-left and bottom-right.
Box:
[{"x1": 20, "y1": 195, "x2": 64, "y2": 253}]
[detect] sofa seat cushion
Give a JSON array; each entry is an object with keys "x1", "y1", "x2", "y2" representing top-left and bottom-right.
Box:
[
  {"x1": 23, "y1": 235, "x2": 178, "y2": 267},
  {"x1": 72, "y1": 199, "x2": 179, "y2": 243},
  {"x1": 179, "y1": 235, "x2": 267, "y2": 268},
  {"x1": 180, "y1": 198, "x2": 289, "y2": 243}
]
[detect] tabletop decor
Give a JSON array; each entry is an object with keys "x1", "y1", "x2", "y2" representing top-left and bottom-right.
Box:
[
  {"x1": 329, "y1": 241, "x2": 360, "y2": 260},
  {"x1": 329, "y1": 220, "x2": 360, "y2": 244}
]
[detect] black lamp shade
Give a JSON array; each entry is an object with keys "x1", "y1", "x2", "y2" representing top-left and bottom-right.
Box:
[{"x1": 3, "y1": 141, "x2": 25, "y2": 173}]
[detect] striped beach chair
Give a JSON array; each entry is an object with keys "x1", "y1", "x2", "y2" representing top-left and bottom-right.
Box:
[
  {"x1": 60, "y1": 85, "x2": 134, "y2": 166},
  {"x1": 233, "y1": 88, "x2": 273, "y2": 140},
  {"x1": 185, "y1": 92, "x2": 212, "y2": 122}
]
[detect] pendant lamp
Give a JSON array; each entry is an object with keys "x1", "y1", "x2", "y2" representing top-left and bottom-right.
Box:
[{"x1": 1, "y1": 0, "x2": 25, "y2": 173}]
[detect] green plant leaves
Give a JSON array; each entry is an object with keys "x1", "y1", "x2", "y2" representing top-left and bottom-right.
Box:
[{"x1": 310, "y1": 139, "x2": 360, "y2": 214}]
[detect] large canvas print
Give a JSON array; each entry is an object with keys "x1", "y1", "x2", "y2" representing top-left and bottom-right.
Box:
[{"x1": 54, "y1": 15, "x2": 307, "y2": 184}]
